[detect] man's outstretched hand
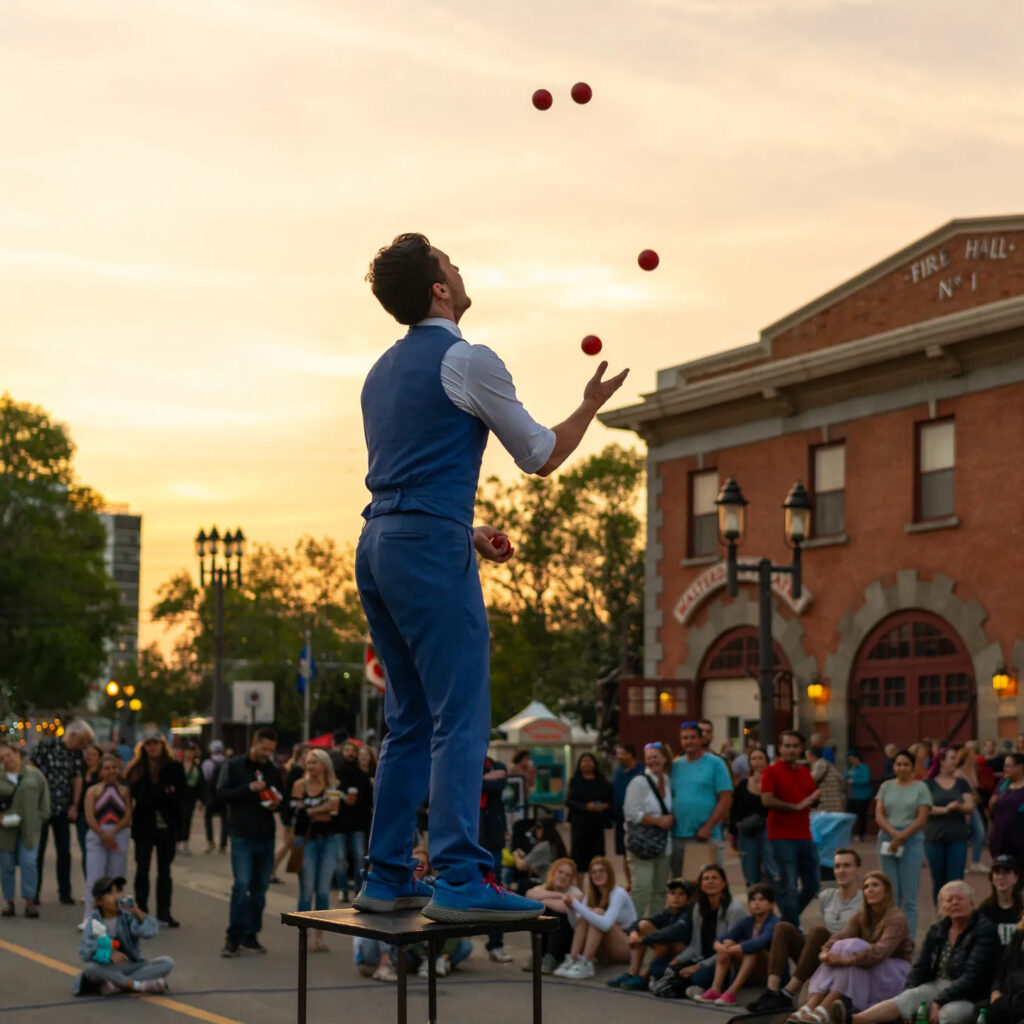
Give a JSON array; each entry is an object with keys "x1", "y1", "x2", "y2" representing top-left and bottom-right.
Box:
[
  {"x1": 474, "y1": 525, "x2": 514, "y2": 563},
  {"x1": 583, "y1": 360, "x2": 630, "y2": 410}
]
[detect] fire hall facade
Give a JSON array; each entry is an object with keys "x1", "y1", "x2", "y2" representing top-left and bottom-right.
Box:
[{"x1": 603, "y1": 216, "x2": 1024, "y2": 774}]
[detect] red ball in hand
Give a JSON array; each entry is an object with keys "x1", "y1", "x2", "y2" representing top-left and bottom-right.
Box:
[
  {"x1": 571, "y1": 82, "x2": 592, "y2": 104},
  {"x1": 581, "y1": 335, "x2": 602, "y2": 356},
  {"x1": 638, "y1": 249, "x2": 660, "y2": 271},
  {"x1": 532, "y1": 89, "x2": 553, "y2": 111}
]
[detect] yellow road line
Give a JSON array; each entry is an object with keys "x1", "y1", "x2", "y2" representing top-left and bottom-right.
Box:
[{"x1": 0, "y1": 937, "x2": 244, "y2": 1024}]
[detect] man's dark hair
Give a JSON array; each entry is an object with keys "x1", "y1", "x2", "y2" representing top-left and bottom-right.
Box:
[
  {"x1": 365, "y1": 232, "x2": 445, "y2": 325},
  {"x1": 834, "y1": 847, "x2": 862, "y2": 867},
  {"x1": 617, "y1": 742, "x2": 637, "y2": 757},
  {"x1": 779, "y1": 729, "x2": 805, "y2": 746},
  {"x1": 254, "y1": 727, "x2": 278, "y2": 744},
  {"x1": 808, "y1": 746, "x2": 824, "y2": 758},
  {"x1": 512, "y1": 749, "x2": 531, "y2": 765},
  {"x1": 748, "y1": 882, "x2": 775, "y2": 904}
]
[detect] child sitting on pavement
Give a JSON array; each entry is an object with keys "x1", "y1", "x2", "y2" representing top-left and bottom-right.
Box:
[
  {"x1": 607, "y1": 878, "x2": 695, "y2": 990},
  {"x1": 689, "y1": 882, "x2": 780, "y2": 1006},
  {"x1": 73, "y1": 875, "x2": 173, "y2": 997}
]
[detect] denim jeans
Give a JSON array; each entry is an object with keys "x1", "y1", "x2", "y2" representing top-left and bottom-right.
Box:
[
  {"x1": 227, "y1": 836, "x2": 275, "y2": 943},
  {"x1": 924, "y1": 839, "x2": 967, "y2": 904},
  {"x1": 334, "y1": 830, "x2": 365, "y2": 895},
  {"x1": 299, "y1": 835, "x2": 340, "y2": 913},
  {"x1": 969, "y1": 809, "x2": 986, "y2": 864},
  {"x1": 880, "y1": 832, "x2": 924, "y2": 937},
  {"x1": 771, "y1": 837, "x2": 820, "y2": 926},
  {"x1": 0, "y1": 840, "x2": 39, "y2": 901},
  {"x1": 737, "y1": 828, "x2": 779, "y2": 888}
]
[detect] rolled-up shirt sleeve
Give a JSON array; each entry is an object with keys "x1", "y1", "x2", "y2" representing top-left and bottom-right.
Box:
[{"x1": 441, "y1": 341, "x2": 555, "y2": 474}]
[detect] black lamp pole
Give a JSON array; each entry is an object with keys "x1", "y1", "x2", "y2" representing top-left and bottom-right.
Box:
[
  {"x1": 716, "y1": 479, "x2": 812, "y2": 751},
  {"x1": 195, "y1": 526, "x2": 245, "y2": 742}
]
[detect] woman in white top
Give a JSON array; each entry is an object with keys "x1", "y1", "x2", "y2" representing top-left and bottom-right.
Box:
[
  {"x1": 623, "y1": 741, "x2": 673, "y2": 920},
  {"x1": 554, "y1": 856, "x2": 634, "y2": 979}
]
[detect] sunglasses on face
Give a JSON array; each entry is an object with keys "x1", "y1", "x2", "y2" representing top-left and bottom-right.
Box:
[
  {"x1": 644, "y1": 742, "x2": 664, "y2": 750},
  {"x1": 679, "y1": 721, "x2": 699, "y2": 730}
]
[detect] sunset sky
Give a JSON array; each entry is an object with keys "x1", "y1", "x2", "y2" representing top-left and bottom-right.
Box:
[{"x1": 4, "y1": 0, "x2": 1024, "y2": 651}]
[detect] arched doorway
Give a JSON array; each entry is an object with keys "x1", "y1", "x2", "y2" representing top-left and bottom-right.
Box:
[
  {"x1": 699, "y1": 627, "x2": 793, "y2": 750},
  {"x1": 849, "y1": 610, "x2": 976, "y2": 775}
]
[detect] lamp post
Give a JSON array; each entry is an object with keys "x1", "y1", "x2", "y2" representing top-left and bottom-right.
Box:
[
  {"x1": 195, "y1": 526, "x2": 245, "y2": 742},
  {"x1": 716, "y1": 478, "x2": 813, "y2": 751}
]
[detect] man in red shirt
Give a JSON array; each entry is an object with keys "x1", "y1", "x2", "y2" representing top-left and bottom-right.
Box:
[{"x1": 760, "y1": 730, "x2": 821, "y2": 926}]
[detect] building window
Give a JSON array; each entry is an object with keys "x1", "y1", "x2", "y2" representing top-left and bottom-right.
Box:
[
  {"x1": 627, "y1": 684, "x2": 687, "y2": 716},
  {"x1": 859, "y1": 677, "x2": 880, "y2": 707},
  {"x1": 812, "y1": 444, "x2": 845, "y2": 536},
  {"x1": 627, "y1": 685, "x2": 657, "y2": 716},
  {"x1": 689, "y1": 470, "x2": 719, "y2": 557},
  {"x1": 917, "y1": 420, "x2": 955, "y2": 520},
  {"x1": 919, "y1": 674, "x2": 943, "y2": 706}
]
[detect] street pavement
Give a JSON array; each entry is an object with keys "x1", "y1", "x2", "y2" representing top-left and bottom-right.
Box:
[{"x1": 0, "y1": 819, "x2": 988, "y2": 1024}]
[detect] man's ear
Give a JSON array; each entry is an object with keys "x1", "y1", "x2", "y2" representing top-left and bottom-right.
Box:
[{"x1": 432, "y1": 280, "x2": 450, "y2": 299}]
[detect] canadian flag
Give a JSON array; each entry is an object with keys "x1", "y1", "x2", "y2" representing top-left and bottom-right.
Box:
[{"x1": 365, "y1": 645, "x2": 386, "y2": 693}]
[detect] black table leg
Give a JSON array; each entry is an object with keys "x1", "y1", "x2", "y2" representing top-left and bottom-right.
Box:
[
  {"x1": 397, "y1": 943, "x2": 408, "y2": 1024},
  {"x1": 532, "y1": 929, "x2": 543, "y2": 1024},
  {"x1": 428, "y1": 936, "x2": 438, "y2": 1024},
  {"x1": 297, "y1": 928, "x2": 308, "y2": 1024}
]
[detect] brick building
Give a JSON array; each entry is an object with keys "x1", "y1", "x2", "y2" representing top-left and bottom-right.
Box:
[{"x1": 602, "y1": 216, "x2": 1024, "y2": 772}]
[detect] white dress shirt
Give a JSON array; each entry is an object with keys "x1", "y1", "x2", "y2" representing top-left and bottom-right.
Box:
[{"x1": 416, "y1": 317, "x2": 556, "y2": 474}]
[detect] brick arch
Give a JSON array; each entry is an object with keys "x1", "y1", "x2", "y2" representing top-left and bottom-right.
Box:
[{"x1": 823, "y1": 569, "x2": 1004, "y2": 734}]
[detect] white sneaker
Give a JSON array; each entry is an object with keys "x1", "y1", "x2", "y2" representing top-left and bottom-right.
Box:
[
  {"x1": 76, "y1": 921, "x2": 87, "y2": 931},
  {"x1": 563, "y1": 957, "x2": 595, "y2": 979},
  {"x1": 436, "y1": 956, "x2": 450, "y2": 977},
  {"x1": 488, "y1": 946, "x2": 513, "y2": 963},
  {"x1": 372, "y1": 963, "x2": 397, "y2": 982},
  {"x1": 418, "y1": 960, "x2": 430, "y2": 979},
  {"x1": 553, "y1": 955, "x2": 578, "y2": 977}
]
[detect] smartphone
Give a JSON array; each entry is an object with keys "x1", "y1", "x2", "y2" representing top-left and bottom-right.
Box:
[
  {"x1": 879, "y1": 841, "x2": 904, "y2": 859},
  {"x1": 117, "y1": 895, "x2": 136, "y2": 909}
]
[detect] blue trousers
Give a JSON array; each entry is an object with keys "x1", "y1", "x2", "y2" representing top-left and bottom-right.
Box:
[
  {"x1": 924, "y1": 839, "x2": 967, "y2": 904},
  {"x1": 227, "y1": 837, "x2": 274, "y2": 943},
  {"x1": 772, "y1": 837, "x2": 819, "y2": 926},
  {"x1": 356, "y1": 512, "x2": 493, "y2": 886},
  {"x1": 333, "y1": 830, "x2": 365, "y2": 895},
  {"x1": 737, "y1": 829, "x2": 778, "y2": 888},
  {"x1": 0, "y1": 839, "x2": 39, "y2": 901},
  {"x1": 299, "y1": 835, "x2": 340, "y2": 913},
  {"x1": 880, "y1": 832, "x2": 924, "y2": 937}
]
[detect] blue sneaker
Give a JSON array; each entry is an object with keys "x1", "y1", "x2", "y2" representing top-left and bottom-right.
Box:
[
  {"x1": 352, "y1": 870, "x2": 433, "y2": 913},
  {"x1": 423, "y1": 873, "x2": 544, "y2": 924}
]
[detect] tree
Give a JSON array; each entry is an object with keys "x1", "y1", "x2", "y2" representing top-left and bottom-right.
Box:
[
  {"x1": 149, "y1": 536, "x2": 368, "y2": 737},
  {"x1": 0, "y1": 394, "x2": 124, "y2": 714},
  {"x1": 476, "y1": 443, "x2": 645, "y2": 733}
]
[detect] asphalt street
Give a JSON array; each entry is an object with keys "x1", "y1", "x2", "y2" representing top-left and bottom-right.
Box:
[{"x1": 0, "y1": 819, "x2": 967, "y2": 1024}]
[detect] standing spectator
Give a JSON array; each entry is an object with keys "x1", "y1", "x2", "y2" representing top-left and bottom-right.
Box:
[
  {"x1": 555, "y1": 856, "x2": 634, "y2": 978},
  {"x1": 623, "y1": 741, "x2": 673, "y2": 920},
  {"x1": 565, "y1": 753, "x2": 612, "y2": 875},
  {"x1": 747, "y1": 848, "x2": 864, "y2": 1013},
  {"x1": 176, "y1": 743, "x2": 205, "y2": 856},
  {"x1": 698, "y1": 720, "x2": 716, "y2": 755},
  {"x1": 760, "y1": 730, "x2": 820, "y2": 927},
  {"x1": 982, "y1": 740, "x2": 1003, "y2": 787},
  {"x1": 611, "y1": 743, "x2": 644, "y2": 890},
  {"x1": 978, "y1": 855, "x2": 1023, "y2": 947},
  {"x1": 799, "y1": 871, "x2": 913, "y2": 1022},
  {"x1": 508, "y1": 749, "x2": 536, "y2": 800},
  {"x1": 0, "y1": 740, "x2": 50, "y2": 918},
  {"x1": 357, "y1": 744, "x2": 377, "y2": 780},
  {"x1": 669, "y1": 721, "x2": 732, "y2": 877},
  {"x1": 846, "y1": 881, "x2": 999, "y2": 1024},
  {"x1": 989, "y1": 753, "x2": 1024, "y2": 864},
  {"x1": 960, "y1": 744, "x2": 991, "y2": 873},
  {"x1": 291, "y1": 749, "x2": 341, "y2": 953},
  {"x1": 730, "y1": 747, "x2": 776, "y2": 888},
  {"x1": 81, "y1": 754, "x2": 131, "y2": 926},
  {"x1": 808, "y1": 746, "x2": 846, "y2": 812},
  {"x1": 882, "y1": 744, "x2": 897, "y2": 782},
  {"x1": 31, "y1": 718, "x2": 92, "y2": 905},
  {"x1": 334, "y1": 740, "x2": 372, "y2": 903},
  {"x1": 200, "y1": 740, "x2": 227, "y2": 854},
  {"x1": 846, "y1": 752, "x2": 873, "y2": 841},
  {"x1": 75, "y1": 744, "x2": 102, "y2": 880},
  {"x1": 732, "y1": 739, "x2": 756, "y2": 783},
  {"x1": 479, "y1": 755, "x2": 514, "y2": 962},
  {"x1": 272, "y1": 743, "x2": 309, "y2": 884},
  {"x1": 125, "y1": 729, "x2": 186, "y2": 928},
  {"x1": 875, "y1": 748, "x2": 931, "y2": 936},
  {"x1": 923, "y1": 747, "x2": 974, "y2": 904},
  {"x1": 525, "y1": 857, "x2": 583, "y2": 974},
  {"x1": 218, "y1": 727, "x2": 283, "y2": 957}
]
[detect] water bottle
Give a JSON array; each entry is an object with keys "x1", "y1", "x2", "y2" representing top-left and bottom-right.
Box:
[
  {"x1": 916, "y1": 1002, "x2": 929, "y2": 1024},
  {"x1": 976, "y1": 1008, "x2": 988, "y2": 1024}
]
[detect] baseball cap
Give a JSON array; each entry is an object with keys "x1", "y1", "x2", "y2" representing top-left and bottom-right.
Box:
[
  {"x1": 991, "y1": 855, "x2": 1020, "y2": 873},
  {"x1": 209, "y1": 740, "x2": 224, "y2": 753},
  {"x1": 140, "y1": 726, "x2": 163, "y2": 743},
  {"x1": 91, "y1": 875, "x2": 127, "y2": 901}
]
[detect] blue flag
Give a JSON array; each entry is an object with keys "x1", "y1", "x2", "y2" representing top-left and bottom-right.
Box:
[{"x1": 296, "y1": 641, "x2": 316, "y2": 696}]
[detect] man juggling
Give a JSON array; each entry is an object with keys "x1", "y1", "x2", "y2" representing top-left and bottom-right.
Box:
[{"x1": 353, "y1": 233, "x2": 627, "y2": 923}]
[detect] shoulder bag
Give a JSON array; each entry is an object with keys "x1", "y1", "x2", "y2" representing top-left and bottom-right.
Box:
[{"x1": 626, "y1": 775, "x2": 670, "y2": 860}]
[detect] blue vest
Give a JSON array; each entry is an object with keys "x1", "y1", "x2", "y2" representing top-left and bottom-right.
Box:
[{"x1": 361, "y1": 326, "x2": 488, "y2": 527}]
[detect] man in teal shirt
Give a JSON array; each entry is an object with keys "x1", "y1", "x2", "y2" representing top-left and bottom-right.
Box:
[{"x1": 669, "y1": 721, "x2": 733, "y2": 877}]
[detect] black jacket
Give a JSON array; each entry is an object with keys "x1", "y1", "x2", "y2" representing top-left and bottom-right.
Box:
[
  {"x1": 335, "y1": 759, "x2": 373, "y2": 834},
  {"x1": 994, "y1": 928, "x2": 1024, "y2": 998},
  {"x1": 906, "y1": 910, "x2": 1000, "y2": 1006},
  {"x1": 129, "y1": 760, "x2": 186, "y2": 839},
  {"x1": 217, "y1": 755, "x2": 284, "y2": 841},
  {"x1": 480, "y1": 758, "x2": 508, "y2": 851},
  {"x1": 565, "y1": 774, "x2": 613, "y2": 830}
]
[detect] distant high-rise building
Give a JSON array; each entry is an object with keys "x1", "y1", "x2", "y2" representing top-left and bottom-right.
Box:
[{"x1": 97, "y1": 505, "x2": 142, "y2": 680}]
